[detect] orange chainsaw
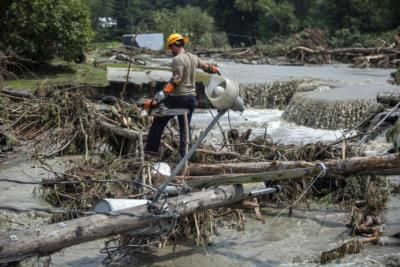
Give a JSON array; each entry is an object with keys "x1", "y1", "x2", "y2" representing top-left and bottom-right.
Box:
[{"x1": 143, "y1": 91, "x2": 167, "y2": 115}]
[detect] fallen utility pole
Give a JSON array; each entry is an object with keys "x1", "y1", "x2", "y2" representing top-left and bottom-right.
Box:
[
  {"x1": 0, "y1": 185, "x2": 247, "y2": 263},
  {"x1": 184, "y1": 154, "x2": 400, "y2": 177},
  {"x1": 185, "y1": 167, "x2": 320, "y2": 188}
]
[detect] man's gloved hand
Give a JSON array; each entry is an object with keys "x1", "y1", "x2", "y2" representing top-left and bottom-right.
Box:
[
  {"x1": 163, "y1": 77, "x2": 177, "y2": 94},
  {"x1": 154, "y1": 91, "x2": 166, "y2": 103},
  {"x1": 205, "y1": 63, "x2": 220, "y2": 75}
]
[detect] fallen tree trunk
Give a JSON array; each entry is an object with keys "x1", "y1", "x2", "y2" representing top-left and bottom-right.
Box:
[
  {"x1": 98, "y1": 121, "x2": 145, "y2": 139},
  {"x1": 0, "y1": 185, "x2": 246, "y2": 263},
  {"x1": 185, "y1": 154, "x2": 400, "y2": 177},
  {"x1": 0, "y1": 89, "x2": 35, "y2": 99}
]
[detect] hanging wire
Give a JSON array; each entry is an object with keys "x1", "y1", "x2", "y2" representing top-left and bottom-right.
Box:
[{"x1": 269, "y1": 163, "x2": 328, "y2": 225}]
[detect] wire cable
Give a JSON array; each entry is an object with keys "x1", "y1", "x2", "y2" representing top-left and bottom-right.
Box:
[{"x1": 269, "y1": 163, "x2": 328, "y2": 225}]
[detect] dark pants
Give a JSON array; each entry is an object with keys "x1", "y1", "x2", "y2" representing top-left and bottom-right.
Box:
[{"x1": 145, "y1": 95, "x2": 197, "y2": 157}]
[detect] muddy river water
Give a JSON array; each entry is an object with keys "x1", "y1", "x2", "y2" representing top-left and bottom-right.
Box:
[{"x1": 1, "y1": 63, "x2": 399, "y2": 266}]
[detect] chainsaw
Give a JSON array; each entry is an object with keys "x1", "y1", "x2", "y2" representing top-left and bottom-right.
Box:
[
  {"x1": 143, "y1": 91, "x2": 166, "y2": 115},
  {"x1": 143, "y1": 91, "x2": 189, "y2": 117}
]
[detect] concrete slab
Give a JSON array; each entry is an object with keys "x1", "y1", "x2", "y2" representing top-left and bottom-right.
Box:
[
  {"x1": 107, "y1": 68, "x2": 171, "y2": 85},
  {"x1": 304, "y1": 83, "x2": 398, "y2": 102}
]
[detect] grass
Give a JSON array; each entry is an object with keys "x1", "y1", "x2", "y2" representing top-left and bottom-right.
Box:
[
  {"x1": 6, "y1": 62, "x2": 108, "y2": 91},
  {"x1": 87, "y1": 41, "x2": 121, "y2": 50},
  {"x1": 4, "y1": 41, "x2": 212, "y2": 91}
]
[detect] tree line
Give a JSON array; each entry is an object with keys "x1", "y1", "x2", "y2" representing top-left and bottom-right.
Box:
[
  {"x1": 1, "y1": 0, "x2": 399, "y2": 62},
  {"x1": 89, "y1": 0, "x2": 400, "y2": 44}
]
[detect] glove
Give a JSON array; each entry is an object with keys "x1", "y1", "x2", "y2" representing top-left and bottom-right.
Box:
[
  {"x1": 205, "y1": 64, "x2": 220, "y2": 75},
  {"x1": 144, "y1": 98, "x2": 157, "y2": 111},
  {"x1": 155, "y1": 91, "x2": 166, "y2": 103},
  {"x1": 163, "y1": 77, "x2": 177, "y2": 94}
]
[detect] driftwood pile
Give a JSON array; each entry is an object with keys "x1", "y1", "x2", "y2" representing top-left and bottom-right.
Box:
[
  {"x1": 0, "y1": 88, "x2": 150, "y2": 158},
  {"x1": 196, "y1": 28, "x2": 400, "y2": 68},
  {"x1": 285, "y1": 28, "x2": 400, "y2": 67},
  {"x1": 288, "y1": 46, "x2": 400, "y2": 67}
]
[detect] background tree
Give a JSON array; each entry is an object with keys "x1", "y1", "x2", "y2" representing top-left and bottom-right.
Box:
[
  {"x1": 0, "y1": 0, "x2": 93, "y2": 62},
  {"x1": 85, "y1": 0, "x2": 400, "y2": 47},
  {"x1": 151, "y1": 6, "x2": 215, "y2": 47}
]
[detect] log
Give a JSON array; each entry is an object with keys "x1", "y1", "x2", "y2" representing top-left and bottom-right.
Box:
[
  {"x1": 0, "y1": 89, "x2": 35, "y2": 99},
  {"x1": 185, "y1": 167, "x2": 320, "y2": 188},
  {"x1": 98, "y1": 121, "x2": 145, "y2": 139},
  {"x1": 185, "y1": 154, "x2": 400, "y2": 177},
  {"x1": 0, "y1": 185, "x2": 247, "y2": 263},
  {"x1": 377, "y1": 93, "x2": 400, "y2": 106}
]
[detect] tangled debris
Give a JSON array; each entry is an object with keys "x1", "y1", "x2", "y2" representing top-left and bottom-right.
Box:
[
  {"x1": 0, "y1": 89, "x2": 150, "y2": 158},
  {"x1": 320, "y1": 231, "x2": 380, "y2": 264},
  {"x1": 0, "y1": 82, "x2": 394, "y2": 264}
]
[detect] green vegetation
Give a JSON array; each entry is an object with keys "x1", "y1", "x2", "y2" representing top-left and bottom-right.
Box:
[
  {"x1": 152, "y1": 6, "x2": 216, "y2": 47},
  {"x1": 1, "y1": 0, "x2": 399, "y2": 89},
  {"x1": 88, "y1": 0, "x2": 400, "y2": 47},
  {"x1": 6, "y1": 63, "x2": 107, "y2": 90},
  {"x1": 5, "y1": 61, "x2": 210, "y2": 91},
  {"x1": 0, "y1": 0, "x2": 93, "y2": 62}
]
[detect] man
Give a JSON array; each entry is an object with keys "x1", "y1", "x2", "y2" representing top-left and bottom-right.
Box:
[{"x1": 144, "y1": 33, "x2": 220, "y2": 157}]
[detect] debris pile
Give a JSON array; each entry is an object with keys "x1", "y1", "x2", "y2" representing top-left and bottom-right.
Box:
[
  {"x1": 0, "y1": 89, "x2": 150, "y2": 157},
  {"x1": 0, "y1": 79, "x2": 397, "y2": 264}
]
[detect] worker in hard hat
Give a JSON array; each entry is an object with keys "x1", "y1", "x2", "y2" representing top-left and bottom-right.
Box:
[{"x1": 144, "y1": 33, "x2": 221, "y2": 158}]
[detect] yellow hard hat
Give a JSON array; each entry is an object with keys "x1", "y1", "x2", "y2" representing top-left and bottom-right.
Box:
[{"x1": 166, "y1": 33, "x2": 189, "y2": 48}]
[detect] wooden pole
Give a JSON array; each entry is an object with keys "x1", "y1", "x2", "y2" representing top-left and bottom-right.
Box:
[
  {"x1": 185, "y1": 167, "x2": 320, "y2": 188},
  {"x1": 184, "y1": 154, "x2": 400, "y2": 177},
  {"x1": 0, "y1": 185, "x2": 246, "y2": 263}
]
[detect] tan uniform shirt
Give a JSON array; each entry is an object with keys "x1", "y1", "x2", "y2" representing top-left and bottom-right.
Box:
[{"x1": 171, "y1": 52, "x2": 205, "y2": 96}]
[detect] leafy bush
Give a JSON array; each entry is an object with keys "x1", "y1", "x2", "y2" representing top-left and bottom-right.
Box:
[
  {"x1": 256, "y1": 0, "x2": 299, "y2": 39},
  {"x1": 151, "y1": 6, "x2": 216, "y2": 47},
  {"x1": 0, "y1": 0, "x2": 93, "y2": 62},
  {"x1": 330, "y1": 27, "x2": 363, "y2": 48}
]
